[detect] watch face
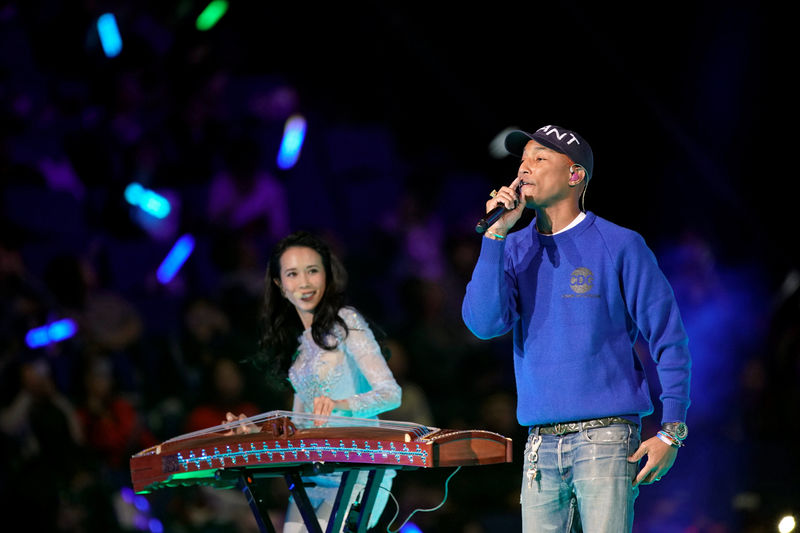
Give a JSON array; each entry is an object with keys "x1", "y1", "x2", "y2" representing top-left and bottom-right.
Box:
[{"x1": 664, "y1": 422, "x2": 688, "y2": 440}]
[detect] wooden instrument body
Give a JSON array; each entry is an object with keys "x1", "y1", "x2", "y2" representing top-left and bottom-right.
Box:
[{"x1": 130, "y1": 410, "x2": 512, "y2": 494}]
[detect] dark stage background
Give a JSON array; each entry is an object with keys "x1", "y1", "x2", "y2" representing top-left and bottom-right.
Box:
[{"x1": 1, "y1": 2, "x2": 797, "y2": 532}]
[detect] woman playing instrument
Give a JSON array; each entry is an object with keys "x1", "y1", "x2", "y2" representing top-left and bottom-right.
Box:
[{"x1": 232, "y1": 230, "x2": 402, "y2": 532}]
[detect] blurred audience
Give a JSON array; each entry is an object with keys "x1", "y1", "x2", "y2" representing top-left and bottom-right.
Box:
[
  {"x1": 183, "y1": 356, "x2": 260, "y2": 433},
  {"x1": 0, "y1": 357, "x2": 88, "y2": 531},
  {"x1": 207, "y1": 135, "x2": 290, "y2": 244},
  {"x1": 381, "y1": 338, "x2": 435, "y2": 427},
  {"x1": 75, "y1": 355, "x2": 157, "y2": 482}
]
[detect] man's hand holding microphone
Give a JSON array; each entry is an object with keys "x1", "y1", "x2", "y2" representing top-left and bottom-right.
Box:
[{"x1": 477, "y1": 176, "x2": 526, "y2": 238}]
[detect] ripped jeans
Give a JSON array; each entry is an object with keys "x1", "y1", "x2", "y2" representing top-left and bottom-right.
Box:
[{"x1": 521, "y1": 423, "x2": 641, "y2": 532}]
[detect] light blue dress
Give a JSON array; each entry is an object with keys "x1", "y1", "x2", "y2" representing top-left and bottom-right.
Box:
[{"x1": 285, "y1": 307, "x2": 402, "y2": 532}]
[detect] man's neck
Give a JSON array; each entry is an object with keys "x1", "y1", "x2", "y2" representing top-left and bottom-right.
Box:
[{"x1": 534, "y1": 204, "x2": 583, "y2": 235}]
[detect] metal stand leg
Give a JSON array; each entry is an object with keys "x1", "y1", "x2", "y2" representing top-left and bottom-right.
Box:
[
  {"x1": 237, "y1": 474, "x2": 278, "y2": 533},
  {"x1": 231, "y1": 465, "x2": 393, "y2": 533},
  {"x1": 347, "y1": 469, "x2": 385, "y2": 533},
  {"x1": 285, "y1": 471, "x2": 323, "y2": 533},
  {"x1": 326, "y1": 470, "x2": 358, "y2": 533}
]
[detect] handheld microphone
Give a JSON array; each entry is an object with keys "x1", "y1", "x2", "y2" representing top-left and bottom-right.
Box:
[
  {"x1": 475, "y1": 181, "x2": 523, "y2": 233},
  {"x1": 475, "y1": 205, "x2": 507, "y2": 234}
]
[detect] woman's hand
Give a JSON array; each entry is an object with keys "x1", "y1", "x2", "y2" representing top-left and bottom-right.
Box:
[
  {"x1": 222, "y1": 412, "x2": 258, "y2": 435},
  {"x1": 312, "y1": 396, "x2": 345, "y2": 425}
]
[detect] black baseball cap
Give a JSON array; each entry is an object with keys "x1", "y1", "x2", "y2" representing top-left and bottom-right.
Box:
[{"x1": 505, "y1": 125, "x2": 594, "y2": 181}]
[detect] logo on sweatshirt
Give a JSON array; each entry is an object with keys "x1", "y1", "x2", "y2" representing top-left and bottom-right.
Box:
[{"x1": 569, "y1": 267, "x2": 594, "y2": 294}]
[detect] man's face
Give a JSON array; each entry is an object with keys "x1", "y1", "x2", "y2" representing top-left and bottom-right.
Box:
[{"x1": 517, "y1": 140, "x2": 574, "y2": 209}]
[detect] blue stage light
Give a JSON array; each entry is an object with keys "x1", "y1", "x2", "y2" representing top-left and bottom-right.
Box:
[
  {"x1": 25, "y1": 319, "x2": 78, "y2": 348},
  {"x1": 124, "y1": 182, "x2": 171, "y2": 219},
  {"x1": 97, "y1": 13, "x2": 123, "y2": 58},
  {"x1": 25, "y1": 328, "x2": 49, "y2": 349},
  {"x1": 157, "y1": 234, "x2": 195, "y2": 284},
  {"x1": 134, "y1": 494, "x2": 150, "y2": 512},
  {"x1": 277, "y1": 114, "x2": 307, "y2": 169}
]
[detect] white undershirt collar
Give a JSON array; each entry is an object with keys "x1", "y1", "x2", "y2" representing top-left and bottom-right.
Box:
[{"x1": 538, "y1": 212, "x2": 586, "y2": 236}]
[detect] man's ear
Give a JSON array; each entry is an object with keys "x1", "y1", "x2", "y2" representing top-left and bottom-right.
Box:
[{"x1": 569, "y1": 164, "x2": 586, "y2": 186}]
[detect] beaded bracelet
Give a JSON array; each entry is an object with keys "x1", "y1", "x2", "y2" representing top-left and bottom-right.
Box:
[{"x1": 487, "y1": 231, "x2": 506, "y2": 240}]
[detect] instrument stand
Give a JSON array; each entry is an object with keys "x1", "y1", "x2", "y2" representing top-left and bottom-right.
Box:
[
  {"x1": 238, "y1": 473, "x2": 278, "y2": 533},
  {"x1": 231, "y1": 464, "x2": 393, "y2": 533}
]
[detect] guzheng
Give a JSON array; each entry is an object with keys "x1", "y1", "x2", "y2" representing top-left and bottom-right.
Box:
[{"x1": 130, "y1": 410, "x2": 513, "y2": 494}]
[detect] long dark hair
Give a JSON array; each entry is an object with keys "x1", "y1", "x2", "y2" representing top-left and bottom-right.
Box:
[{"x1": 253, "y1": 231, "x2": 350, "y2": 388}]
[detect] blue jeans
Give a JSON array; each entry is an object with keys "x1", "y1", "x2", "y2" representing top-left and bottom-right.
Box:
[{"x1": 521, "y1": 423, "x2": 641, "y2": 532}]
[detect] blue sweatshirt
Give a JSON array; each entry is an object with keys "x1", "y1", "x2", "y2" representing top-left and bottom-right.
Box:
[{"x1": 462, "y1": 212, "x2": 691, "y2": 427}]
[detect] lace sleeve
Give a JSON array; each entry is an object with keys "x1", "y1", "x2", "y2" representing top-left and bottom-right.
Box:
[
  {"x1": 338, "y1": 308, "x2": 402, "y2": 418},
  {"x1": 291, "y1": 393, "x2": 305, "y2": 413}
]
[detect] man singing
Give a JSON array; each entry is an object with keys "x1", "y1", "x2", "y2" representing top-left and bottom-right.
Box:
[{"x1": 462, "y1": 124, "x2": 691, "y2": 532}]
